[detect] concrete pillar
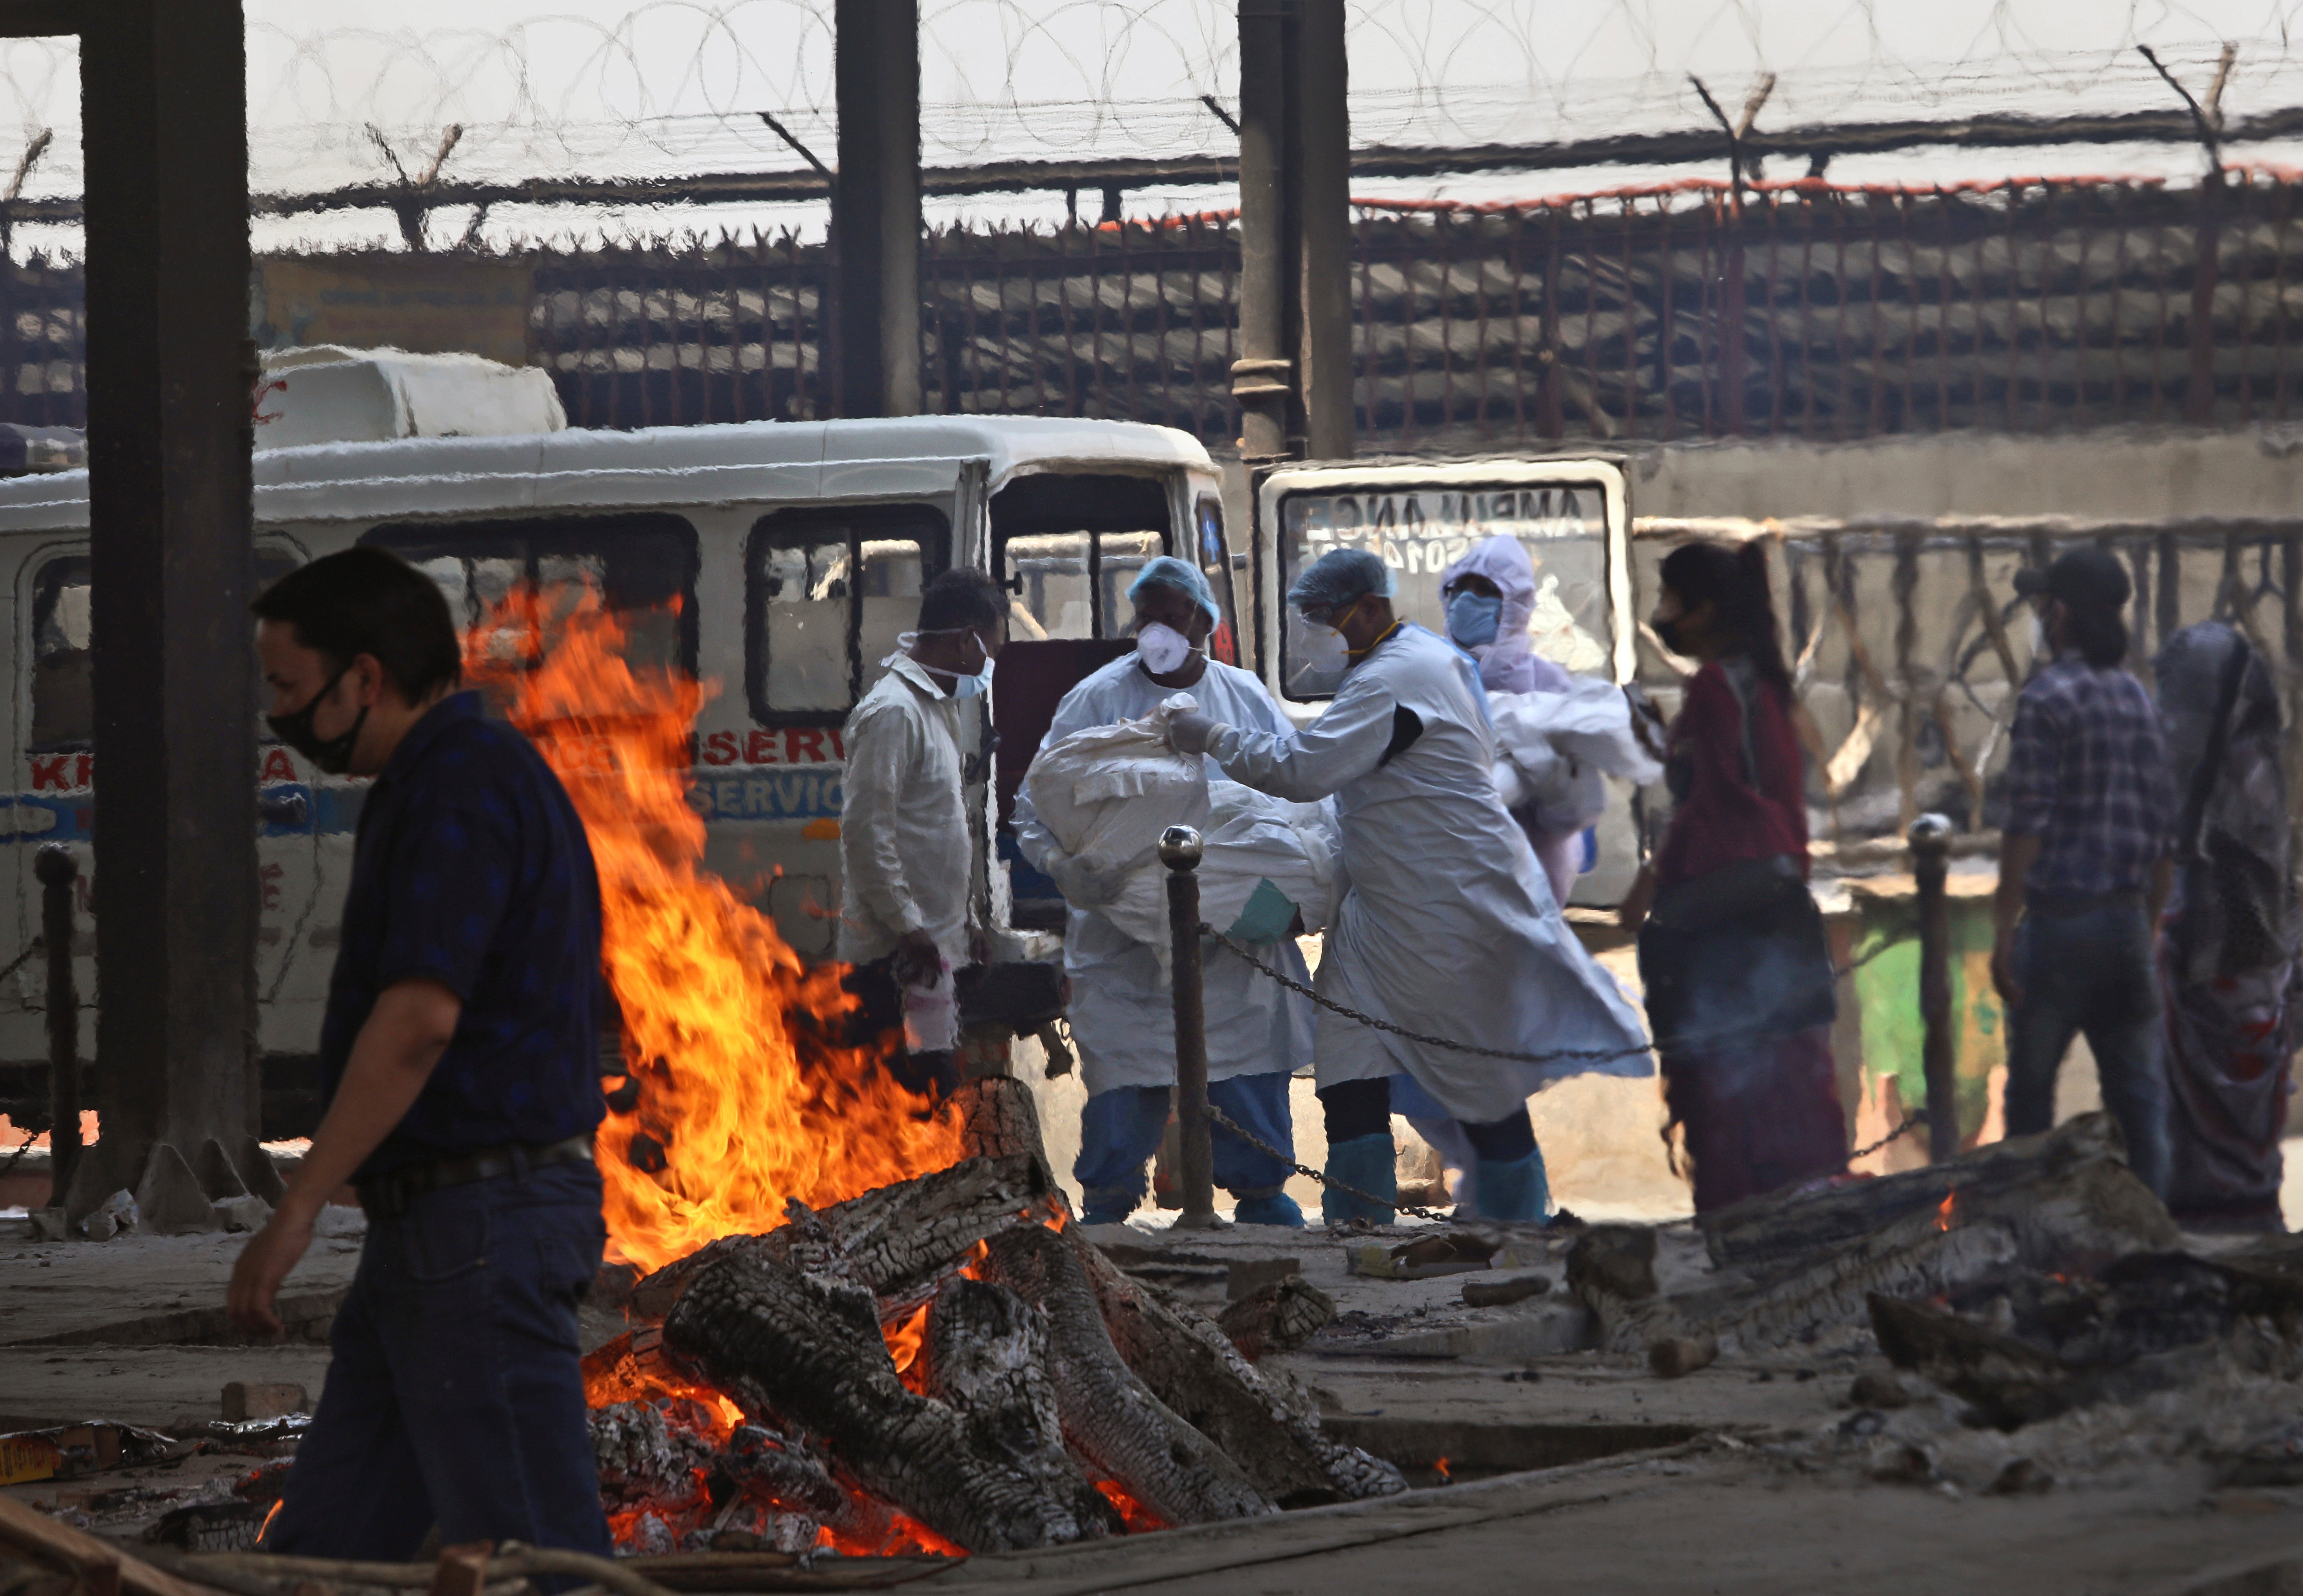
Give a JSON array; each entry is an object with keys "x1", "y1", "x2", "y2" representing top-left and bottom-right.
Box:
[
  {"x1": 1234, "y1": 0, "x2": 1353, "y2": 463},
  {"x1": 1294, "y1": 0, "x2": 1353, "y2": 460},
  {"x1": 72, "y1": 0, "x2": 273, "y2": 1229},
  {"x1": 1233, "y1": 0, "x2": 1295, "y2": 462},
  {"x1": 833, "y1": 0, "x2": 922, "y2": 418}
]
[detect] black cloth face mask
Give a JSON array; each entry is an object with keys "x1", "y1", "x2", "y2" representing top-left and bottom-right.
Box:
[{"x1": 267, "y1": 663, "x2": 368, "y2": 776}]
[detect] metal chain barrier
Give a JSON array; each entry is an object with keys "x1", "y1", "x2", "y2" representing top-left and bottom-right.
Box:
[
  {"x1": 1194, "y1": 921, "x2": 1925, "y2": 1219},
  {"x1": 1204, "y1": 1102, "x2": 1458, "y2": 1222},
  {"x1": 1199, "y1": 923, "x2": 1911, "y2": 1067}
]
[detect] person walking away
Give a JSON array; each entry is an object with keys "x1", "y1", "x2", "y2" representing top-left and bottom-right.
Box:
[
  {"x1": 1013, "y1": 556, "x2": 1311, "y2": 1227},
  {"x1": 1440, "y1": 534, "x2": 1599, "y2": 905},
  {"x1": 228, "y1": 548, "x2": 610, "y2": 1559},
  {"x1": 1616, "y1": 540, "x2": 1844, "y2": 1214},
  {"x1": 839, "y1": 568, "x2": 1008, "y2": 1101},
  {"x1": 1990, "y1": 548, "x2": 2178, "y2": 1193},
  {"x1": 2151, "y1": 620, "x2": 2292, "y2": 1227},
  {"x1": 1167, "y1": 548, "x2": 1649, "y2": 1223}
]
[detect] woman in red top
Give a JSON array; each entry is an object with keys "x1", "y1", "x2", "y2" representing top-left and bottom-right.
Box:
[{"x1": 1619, "y1": 540, "x2": 1846, "y2": 1213}]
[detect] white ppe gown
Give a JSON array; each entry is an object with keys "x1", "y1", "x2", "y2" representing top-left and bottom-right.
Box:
[
  {"x1": 1206, "y1": 625, "x2": 1651, "y2": 1124},
  {"x1": 1013, "y1": 655, "x2": 1317, "y2": 1097}
]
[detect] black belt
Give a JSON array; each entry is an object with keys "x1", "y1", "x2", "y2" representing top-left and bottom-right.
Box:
[{"x1": 356, "y1": 1134, "x2": 594, "y2": 1219}]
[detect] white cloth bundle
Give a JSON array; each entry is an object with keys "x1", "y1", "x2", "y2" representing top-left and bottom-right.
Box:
[
  {"x1": 1487, "y1": 677, "x2": 1663, "y2": 832},
  {"x1": 1020, "y1": 691, "x2": 1212, "y2": 892},
  {"x1": 1100, "y1": 784, "x2": 1341, "y2": 969}
]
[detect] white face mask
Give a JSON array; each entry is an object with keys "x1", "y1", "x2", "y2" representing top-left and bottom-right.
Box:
[
  {"x1": 896, "y1": 629, "x2": 996, "y2": 698},
  {"x1": 2026, "y1": 612, "x2": 2049, "y2": 659},
  {"x1": 1135, "y1": 621, "x2": 1198, "y2": 676}
]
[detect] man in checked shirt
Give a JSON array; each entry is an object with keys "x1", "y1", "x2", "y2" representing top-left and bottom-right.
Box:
[{"x1": 1992, "y1": 547, "x2": 2178, "y2": 1194}]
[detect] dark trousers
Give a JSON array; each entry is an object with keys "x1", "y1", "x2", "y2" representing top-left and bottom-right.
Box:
[
  {"x1": 266, "y1": 1161, "x2": 612, "y2": 1561},
  {"x1": 2004, "y1": 901, "x2": 2171, "y2": 1196},
  {"x1": 841, "y1": 956, "x2": 960, "y2": 1100},
  {"x1": 1317, "y1": 1076, "x2": 1537, "y2": 1161}
]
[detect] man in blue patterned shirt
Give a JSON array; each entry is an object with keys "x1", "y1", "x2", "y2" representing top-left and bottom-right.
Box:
[
  {"x1": 228, "y1": 547, "x2": 611, "y2": 1561},
  {"x1": 1992, "y1": 546, "x2": 2177, "y2": 1192}
]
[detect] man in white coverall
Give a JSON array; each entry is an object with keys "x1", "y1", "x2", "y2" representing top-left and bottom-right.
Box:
[
  {"x1": 839, "y1": 567, "x2": 1008, "y2": 1101},
  {"x1": 1167, "y1": 547, "x2": 1650, "y2": 1223},
  {"x1": 1013, "y1": 556, "x2": 1313, "y2": 1227}
]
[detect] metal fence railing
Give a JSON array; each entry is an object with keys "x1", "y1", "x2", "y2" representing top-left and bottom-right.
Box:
[{"x1": 8, "y1": 172, "x2": 2303, "y2": 449}]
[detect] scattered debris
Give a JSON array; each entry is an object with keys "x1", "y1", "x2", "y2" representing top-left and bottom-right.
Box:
[
  {"x1": 1217, "y1": 1274, "x2": 1336, "y2": 1359},
  {"x1": 1347, "y1": 1231, "x2": 1499, "y2": 1280},
  {"x1": 1647, "y1": 1335, "x2": 1719, "y2": 1379},
  {"x1": 1462, "y1": 1274, "x2": 1551, "y2": 1309},
  {"x1": 218, "y1": 1384, "x2": 306, "y2": 1425}
]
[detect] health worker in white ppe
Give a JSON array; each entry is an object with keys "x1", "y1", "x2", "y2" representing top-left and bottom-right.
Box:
[
  {"x1": 1012, "y1": 555, "x2": 1314, "y2": 1227},
  {"x1": 1167, "y1": 547, "x2": 1650, "y2": 1224},
  {"x1": 837, "y1": 567, "x2": 1006, "y2": 1102}
]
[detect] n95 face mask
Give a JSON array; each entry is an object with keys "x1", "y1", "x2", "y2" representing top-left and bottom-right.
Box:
[{"x1": 1135, "y1": 622, "x2": 1197, "y2": 676}]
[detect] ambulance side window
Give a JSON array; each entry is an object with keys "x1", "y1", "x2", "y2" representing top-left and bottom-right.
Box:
[
  {"x1": 746, "y1": 505, "x2": 950, "y2": 726},
  {"x1": 362, "y1": 514, "x2": 701, "y2": 710},
  {"x1": 990, "y1": 472, "x2": 1172, "y2": 642},
  {"x1": 31, "y1": 549, "x2": 298, "y2": 751}
]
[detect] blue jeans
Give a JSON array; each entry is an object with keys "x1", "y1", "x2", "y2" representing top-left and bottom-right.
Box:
[
  {"x1": 266, "y1": 1161, "x2": 613, "y2": 1561},
  {"x1": 1075, "y1": 1073, "x2": 1297, "y2": 1206},
  {"x1": 2005, "y1": 902, "x2": 2171, "y2": 1195}
]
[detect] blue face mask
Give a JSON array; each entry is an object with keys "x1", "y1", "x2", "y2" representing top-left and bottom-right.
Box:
[{"x1": 1446, "y1": 590, "x2": 1503, "y2": 649}]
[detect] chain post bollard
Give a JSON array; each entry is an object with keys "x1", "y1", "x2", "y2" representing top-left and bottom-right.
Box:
[
  {"x1": 1160, "y1": 825, "x2": 1220, "y2": 1229},
  {"x1": 1909, "y1": 813, "x2": 1960, "y2": 1164},
  {"x1": 33, "y1": 845, "x2": 78, "y2": 1198}
]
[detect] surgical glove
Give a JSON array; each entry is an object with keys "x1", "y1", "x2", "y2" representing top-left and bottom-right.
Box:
[
  {"x1": 1048, "y1": 851, "x2": 1129, "y2": 909},
  {"x1": 1167, "y1": 710, "x2": 1222, "y2": 757}
]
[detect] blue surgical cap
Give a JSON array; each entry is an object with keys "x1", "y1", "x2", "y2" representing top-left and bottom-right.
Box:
[
  {"x1": 1288, "y1": 547, "x2": 1395, "y2": 620},
  {"x1": 1127, "y1": 554, "x2": 1221, "y2": 623}
]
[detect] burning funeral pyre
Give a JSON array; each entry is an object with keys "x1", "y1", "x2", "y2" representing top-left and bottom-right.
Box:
[{"x1": 465, "y1": 592, "x2": 1405, "y2": 1559}]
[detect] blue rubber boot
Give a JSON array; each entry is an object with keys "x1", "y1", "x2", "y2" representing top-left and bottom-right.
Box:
[
  {"x1": 1079, "y1": 1185, "x2": 1140, "y2": 1227},
  {"x1": 1230, "y1": 1188, "x2": 1306, "y2": 1228},
  {"x1": 1470, "y1": 1148, "x2": 1551, "y2": 1223},
  {"x1": 1320, "y1": 1134, "x2": 1398, "y2": 1227}
]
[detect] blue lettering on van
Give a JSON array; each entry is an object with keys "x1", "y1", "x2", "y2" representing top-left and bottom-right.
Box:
[
  {"x1": 687, "y1": 769, "x2": 844, "y2": 822},
  {"x1": 0, "y1": 786, "x2": 365, "y2": 842}
]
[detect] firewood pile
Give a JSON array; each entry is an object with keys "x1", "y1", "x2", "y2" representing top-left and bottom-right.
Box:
[
  {"x1": 1566, "y1": 1112, "x2": 2303, "y2": 1493},
  {"x1": 583, "y1": 1079, "x2": 1405, "y2": 1557}
]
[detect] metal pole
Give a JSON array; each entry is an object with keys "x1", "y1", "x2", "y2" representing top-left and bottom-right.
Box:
[
  {"x1": 1910, "y1": 813, "x2": 1960, "y2": 1162},
  {"x1": 832, "y1": 0, "x2": 922, "y2": 417},
  {"x1": 35, "y1": 845, "x2": 77, "y2": 1201},
  {"x1": 1161, "y1": 825, "x2": 1219, "y2": 1229}
]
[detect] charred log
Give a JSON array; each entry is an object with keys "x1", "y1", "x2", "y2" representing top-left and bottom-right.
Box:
[
  {"x1": 1870, "y1": 1250, "x2": 2303, "y2": 1430},
  {"x1": 632, "y1": 1154, "x2": 1053, "y2": 1320},
  {"x1": 950, "y1": 1075, "x2": 1057, "y2": 1177},
  {"x1": 980, "y1": 1225, "x2": 1274, "y2": 1525},
  {"x1": 921, "y1": 1277, "x2": 1124, "y2": 1538},
  {"x1": 662, "y1": 1247, "x2": 1119, "y2": 1552},
  {"x1": 1071, "y1": 1235, "x2": 1402, "y2": 1505},
  {"x1": 1701, "y1": 1114, "x2": 2172, "y2": 1271}
]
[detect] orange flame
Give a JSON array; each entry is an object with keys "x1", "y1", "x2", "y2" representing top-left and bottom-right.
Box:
[
  {"x1": 1093, "y1": 1481, "x2": 1166, "y2": 1534},
  {"x1": 467, "y1": 587, "x2": 963, "y2": 1273},
  {"x1": 255, "y1": 1499, "x2": 282, "y2": 1544},
  {"x1": 1433, "y1": 1456, "x2": 1452, "y2": 1483},
  {"x1": 1936, "y1": 1191, "x2": 1957, "y2": 1233}
]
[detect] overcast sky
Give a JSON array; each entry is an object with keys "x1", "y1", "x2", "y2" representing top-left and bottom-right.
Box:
[{"x1": 0, "y1": 0, "x2": 2297, "y2": 249}]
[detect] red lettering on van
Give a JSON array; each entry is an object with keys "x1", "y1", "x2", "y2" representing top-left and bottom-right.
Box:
[
  {"x1": 702, "y1": 730, "x2": 740, "y2": 766},
  {"x1": 260, "y1": 748, "x2": 298, "y2": 783},
  {"x1": 30, "y1": 755, "x2": 71, "y2": 791},
  {"x1": 830, "y1": 730, "x2": 846, "y2": 761},
  {"x1": 744, "y1": 729, "x2": 779, "y2": 765},
  {"x1": 73, "y1": 753, "x2": 92, "y2": 788},
  {"x1": 785, "y1": 729, "x2": 826, "y2": 763}
]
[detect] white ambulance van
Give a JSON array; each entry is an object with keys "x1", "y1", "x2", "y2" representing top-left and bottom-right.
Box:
[{"x1": 0, "y1": 350, "x2": 1636, "y2": 1101}]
